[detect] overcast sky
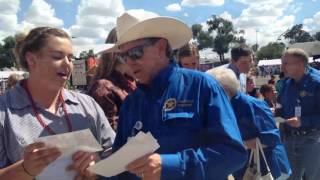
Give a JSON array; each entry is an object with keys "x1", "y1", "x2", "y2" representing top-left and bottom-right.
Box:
[{"x1": 0, "y1": 0, "x2": 319, "y2": 47}]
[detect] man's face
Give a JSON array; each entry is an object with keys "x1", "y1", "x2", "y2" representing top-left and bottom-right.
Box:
[
  {"x1": 119, "y1": 39, "x2": 168, "y2": 85},
  {"x1": 281, "y1": 55, "x2": 304, "y2": 78},
  {"x1": 234, "y1": 55, "x2": 253, "y2": 74},
  {"x1": 179, "y1": 55, "x2": 199, "y2": 70}
]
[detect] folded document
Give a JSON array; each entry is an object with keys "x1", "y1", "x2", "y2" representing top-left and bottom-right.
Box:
[
  {"x1": 88, "y1": 131, "x2": 160, "y2": 177},
  {"x1": 35, "y1": 129, "x2": 102, "y2": 180}
]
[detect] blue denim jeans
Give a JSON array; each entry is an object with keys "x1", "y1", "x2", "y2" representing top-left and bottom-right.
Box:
[{"x1": 284, "y1": 131, "x2": 320, "y2": 180}]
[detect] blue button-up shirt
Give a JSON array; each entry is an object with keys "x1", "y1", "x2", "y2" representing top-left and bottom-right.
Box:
[
  {"x1": 279, "y1": 67, "x2": 320, "y2": 130},
  {"x1": 231, "y1": 92, "x2": 291, "y2": 178},
  {"x1": 112, "y1": 62, "x2": 247, "y2": 180}
]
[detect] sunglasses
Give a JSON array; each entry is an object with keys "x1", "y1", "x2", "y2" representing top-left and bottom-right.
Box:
[{"x1": 118, "y1": 39, "x2": 159, "y2": 62}]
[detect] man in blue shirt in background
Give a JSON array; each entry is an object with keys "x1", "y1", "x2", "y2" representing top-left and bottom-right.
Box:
[
  {"x1": 279, "y1": 48, "x2": 320, "y2": 180},
  {"x1": 106, "y1": 11, "x2": 247, "y2": 179}
]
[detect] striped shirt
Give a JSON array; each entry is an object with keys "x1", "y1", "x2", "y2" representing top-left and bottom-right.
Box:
[{"x1": 0, "y1": 82, "x2": 115, "y2": 168}]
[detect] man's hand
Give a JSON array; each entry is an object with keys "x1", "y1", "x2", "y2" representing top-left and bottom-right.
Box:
[
  {"x1": 286, "y1": 117, "x2": 301, "y2": 128},
  {"x1": 126, "y1": 153, "x2": 162, "y2": 180},
  {"x1": 66, "y1": 151, "x2": 100, "y2": 180},
  {"x1": 22, "y1": 142, "x2": 61, "y2": 177}
]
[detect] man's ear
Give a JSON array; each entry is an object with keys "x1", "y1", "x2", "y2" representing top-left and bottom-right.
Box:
[
  {"x1": 157, "y1": 39, "x2": 168, "y2": 57},
  {"x1": 25, "y1": 52, "x2": 36, "y2": 69}
]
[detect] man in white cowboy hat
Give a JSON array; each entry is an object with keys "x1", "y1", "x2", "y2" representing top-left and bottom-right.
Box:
[{"x1": 109, "y1": 11, "x2": 247, "y2": 180}]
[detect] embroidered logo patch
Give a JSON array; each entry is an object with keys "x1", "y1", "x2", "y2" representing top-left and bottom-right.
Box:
[{"x1": 163, "y1": 98, "x2": 177, "y2": 111}]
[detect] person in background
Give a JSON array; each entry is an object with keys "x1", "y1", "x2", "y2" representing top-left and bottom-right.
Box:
[
  {"x1": 246, "y1": 75, "x2": 261, "y2": 98},
  {"x1": 0, "y1": 27, "x2": 115, "y2": 180},
  {"x1": 275, "y1": 72, "x2": 286, "y2": 95},
  {"x1": 177, "y1": 42, "x2": 200, "y2": 70},
  {"x1": 279, "y1": 48, "x2": 320, "y2": 180},
  {"x1": 6, "y1": 73, "x2": 24, "y2": 89},
  {"x1": 88, "y1": 28, "x2": 136, "y2": 130},
  {"x1": 207, "y1": 67, "x2": 291, "y2": 180},
  {"x1": 218, "y1": 44, "x2": 253, "y2": 93},
  {"x1": 268, "y1": 75, "x2": 276, "y2": 85},
  {"x1": 107, "y1": 11, "x2": 247, "y2": 179},
  {"x1": 260, "y1": 84, "x2": 277, "y2": 109}
]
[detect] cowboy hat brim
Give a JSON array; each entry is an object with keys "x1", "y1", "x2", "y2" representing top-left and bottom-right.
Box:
[{"x1": 105, "y1": 16, "x2": 192, "y2": 53}]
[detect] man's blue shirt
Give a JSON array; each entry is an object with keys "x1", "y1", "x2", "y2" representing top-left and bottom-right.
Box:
[
  {"x1": 231, "y1": 92, "x2": 291, "y2": 178},
  {"x1": 112, "y1": 62, "x2": 247, "y2": 180},
  {"x1": 279, "y1": 67, "x2": 320, "y2": 129}
]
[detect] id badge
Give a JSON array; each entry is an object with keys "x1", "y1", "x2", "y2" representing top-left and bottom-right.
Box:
[{"x1": 295, "y1": 106, "x2": 301, "y2": 117}]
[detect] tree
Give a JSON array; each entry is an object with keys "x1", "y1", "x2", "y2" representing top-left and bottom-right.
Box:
[
  {"x1": 314, "y1": 31, "x2": 320, "y2": 41},
  {"x1": 233, "y1": 29, "x2": 246, "y2": 44},
  {"x1": 0, "y1": 36, "x2": 16, "y2": 68},
  {"x1": 207, "y1": 15, "x2": 236, "y2": 62},
  {"x1": 251, "y1": 44, "x2": 259, "y2": 53},
  {"x1": 191, "y1": 24, "x2": 214, "y2": 50},
  {"x1": 283, "y1": 24, "x2": 314, "y2": 43},
  {"x1": 79, "y1": 49, "x2": 95, "y2": 60},
  {"x1": 197, "y1": 31, "x2": 214, "y2": 50},
  {"x1": 191, "y1": 24, "x2": 203, "y2": 38},
  {"x1": 256, "y1": 42, "x2": 285, "y2": 60}
]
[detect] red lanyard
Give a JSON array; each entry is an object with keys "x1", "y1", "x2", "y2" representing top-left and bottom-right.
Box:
[{"x1": 22, "y1": 80, "x2": 72, "y2": 135}]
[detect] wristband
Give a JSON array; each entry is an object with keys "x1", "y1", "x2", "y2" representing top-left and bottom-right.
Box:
[{"x1": 21, "y1": 161, "x2": 36, "y2": 177}]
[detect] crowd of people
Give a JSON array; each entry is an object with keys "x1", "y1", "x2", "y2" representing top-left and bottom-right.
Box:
[{"x1": 0, "y1": 10, "x2": 319, "y2": 180}]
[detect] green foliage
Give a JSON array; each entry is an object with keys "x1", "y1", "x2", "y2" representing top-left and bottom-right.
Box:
[
  {"x1": 197, "y1": 31, "x2": 214, "y2": 50},
  {"x1": 284, "y1": 24, "x2": 314, "y2": 43},
  {"x1": 191, "y1": 24, "x2": 203, "y2": 38},
  {"x1": 207, "y1": 15, "x2": 236, "y2": 62},
  {"x1": 251, "y1": 44, "x2": 259, "y2": 52},
  {"x1": 256, "y1": 42, "x2": 285, "y2": 60},
  {"x1": 313, "y1": 32, "x2": 320, "y2": 41},
  {"x1": 79, "y1": 49, "x2": 95, "y2": 60},
  {"x1": 0, "y1": 36, "x2": 16, "y2": 68}
]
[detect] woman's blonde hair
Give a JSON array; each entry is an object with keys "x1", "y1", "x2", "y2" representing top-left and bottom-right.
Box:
[
  {"x1": 206, "y1": 67, "x2": 240, "y2": 97},
  {"x1": 7, "y1": 73, "x2": 23, "y2": 89}
]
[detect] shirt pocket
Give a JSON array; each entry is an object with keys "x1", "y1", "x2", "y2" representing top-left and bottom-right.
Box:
[{"x1": 162, "y1": 111, "x2": 199, "y2": 130}]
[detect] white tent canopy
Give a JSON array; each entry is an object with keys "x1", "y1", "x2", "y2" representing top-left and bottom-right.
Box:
[
  {"x1": 0, "y1": 71, "x2": 26, "y2": 79},
  {"x1": 257, "y1": 57, "x2": 319, "y2": 66},
  {"x1": 73, "y1": 43, "x2": 114, "y2": 58}
]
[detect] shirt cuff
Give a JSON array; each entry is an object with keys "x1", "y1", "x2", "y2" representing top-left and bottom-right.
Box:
[{"x1": 160, "y1": 154, "x2": 183, "y2": 179}]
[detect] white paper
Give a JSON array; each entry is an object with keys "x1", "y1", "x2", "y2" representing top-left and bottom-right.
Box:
[
  {"x1": 36, "y1": 156, "x2": 76, "y2": 180},
  {"x1": 88, "y1": 131, "x2": 160, "y2": 177},
  {"x1": 35, "y1": 129, "x2": 103, "y2": 180},
  {"x1": 275, "y1": 117, "x2": 286, "y2": 123}
]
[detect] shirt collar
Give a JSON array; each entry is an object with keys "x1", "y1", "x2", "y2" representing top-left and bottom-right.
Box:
[
  {"x1": 228, "y1": 63, "x2": 240, "y2": 78},
  {"x1": 138, "y1": 60, "x2": 178, "y2": 95},
  {"x1": 7, "y1": 81, "x2": 79, "y2": 109}
]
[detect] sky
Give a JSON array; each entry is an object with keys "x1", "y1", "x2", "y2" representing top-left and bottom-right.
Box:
[{"x1": 0, "y1": 0, "x2": 320, "y2": 48}]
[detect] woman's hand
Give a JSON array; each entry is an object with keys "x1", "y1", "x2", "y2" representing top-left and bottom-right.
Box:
[
  {"x1": 22, "y1": 142, "x2": 61, "y2": 177},
  {"x1": 244, "y1": 138, "x2": 257, "y2": 150},
  {"x1": 66, "y1": 151, "x2": 100, "y2": 180}
]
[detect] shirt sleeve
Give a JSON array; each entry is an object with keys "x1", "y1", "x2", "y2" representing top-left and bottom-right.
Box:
[
  {"x1": 300, "y1": 83, "x2": 320, "y2": 128},
  {"x1": 89, "y1": 96, "x2": 116, "y2": 159},
  {"x1": 0, "y1": 97, "x2": 10, "y2": 168},
  {"x1": 160, "y1": 76, "x2": 247, "y2": 179},
  {"x1": 253, "y1": 101, "x2": 281, "y2": 147}
]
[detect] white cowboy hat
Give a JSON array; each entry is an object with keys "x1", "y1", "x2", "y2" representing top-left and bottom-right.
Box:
[{"x1": 106, "y1": 11, "x2": 192, "y2": 52}]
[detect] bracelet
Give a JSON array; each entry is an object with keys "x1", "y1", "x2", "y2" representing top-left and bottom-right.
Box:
[{"x1": 21, "y1": 161, "x2": 36, "y2": 177}]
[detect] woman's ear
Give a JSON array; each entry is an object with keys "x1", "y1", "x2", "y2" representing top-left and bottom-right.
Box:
[{"x1": 25, "y1": 52, "x2": 36, "y2": 69}]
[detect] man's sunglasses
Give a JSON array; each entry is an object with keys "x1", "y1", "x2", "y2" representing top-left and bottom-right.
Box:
[{"x1": 118, "y1": 39, "x2": 159, "y2": 62}]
